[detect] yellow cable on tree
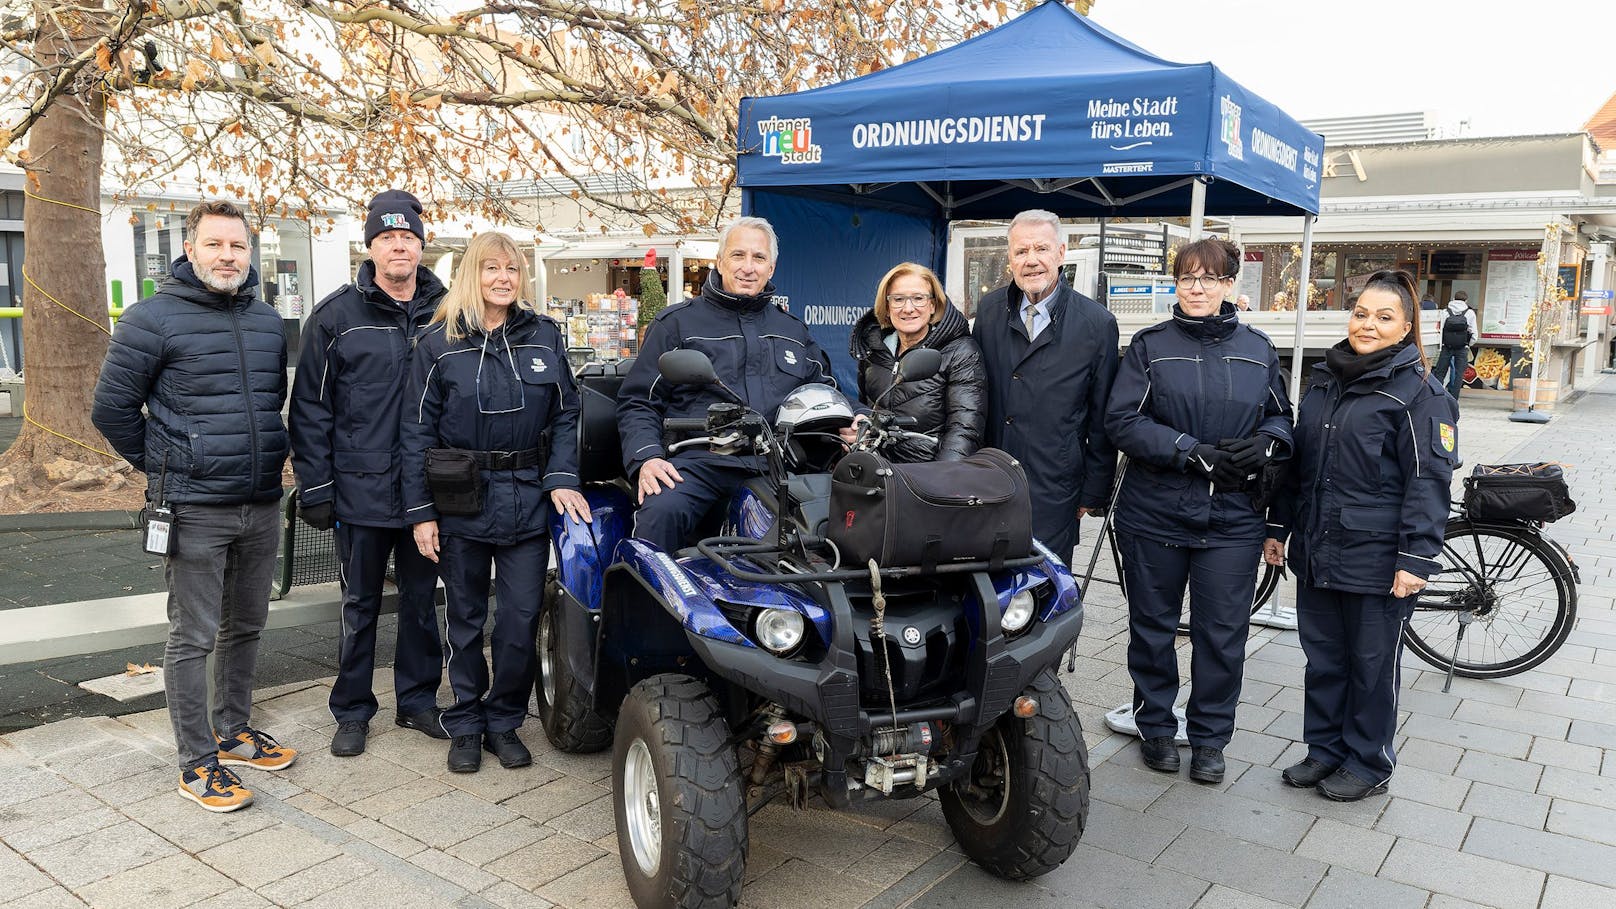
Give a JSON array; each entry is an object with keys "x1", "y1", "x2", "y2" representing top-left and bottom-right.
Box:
[{"x1": 15, "y1": 187, "x2": 118, "y2": 458}]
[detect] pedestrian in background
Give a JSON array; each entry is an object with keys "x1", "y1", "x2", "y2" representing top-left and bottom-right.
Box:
[
  {"x1": 1433, "y1": 290, "x2": 1477, "y2": 400},
  {"x1": 93, "y1": 200, "x2": 296, "y2": 813},
  {"x1": 289, "y1": 189, "x2": 449, "y2": 758},
  {"x1": 1105, "y1": 237, "x2": 1293, "y2": 784},
  {"x1": 1265, "y1": 269, "x2": 1458, "y2": 802},
  {"x1": 401, "y1": 231, "x2": 591, "y2": 773},
  {"x1": 974, "y1": 209, "x2": 1119, "y2": 561},
  {"x1": 849, "y1": 262, "x2": 985, "y2": 462}
]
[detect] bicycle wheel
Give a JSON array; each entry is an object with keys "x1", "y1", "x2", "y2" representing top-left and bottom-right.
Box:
[{"x1": 1403, "y1": 519, "x2": 1576, "y2": 679}]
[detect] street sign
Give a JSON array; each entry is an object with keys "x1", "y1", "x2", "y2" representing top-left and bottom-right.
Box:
[{"x1": 1582, "y1": 289, "x2": 1613, "y2": 300}]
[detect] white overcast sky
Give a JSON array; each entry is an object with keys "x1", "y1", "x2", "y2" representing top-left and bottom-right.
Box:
[{"x1": 1085, "y1": 0, "x2": 1616, "y2": 137}]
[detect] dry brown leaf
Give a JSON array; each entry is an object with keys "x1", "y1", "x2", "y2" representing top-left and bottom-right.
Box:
[{"x1": 125, "y1": 662, "x2": 159, "y2": 676}]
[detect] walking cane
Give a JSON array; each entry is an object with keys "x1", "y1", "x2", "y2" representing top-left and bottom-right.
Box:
[{"x1": 1065, "y1": 455, "x2": 1130, "y2": 673}]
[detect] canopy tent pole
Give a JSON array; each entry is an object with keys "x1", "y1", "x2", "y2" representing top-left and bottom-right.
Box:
[
  {"x1": 1188, "y1": 178, "x2": 1207, "y2": 241},
  {"x1": 1288, "y1": 216, "x2": 1315, "y2": 408}
]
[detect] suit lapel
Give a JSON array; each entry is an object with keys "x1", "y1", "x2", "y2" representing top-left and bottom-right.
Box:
[{"x1": 1015, "y1": 283, "x2": 1067, "y2": 367}]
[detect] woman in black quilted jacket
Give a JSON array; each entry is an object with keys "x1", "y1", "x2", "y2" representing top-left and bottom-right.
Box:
[{"x1": 849, "y1": 262, "x2": 985, "y2": 462}]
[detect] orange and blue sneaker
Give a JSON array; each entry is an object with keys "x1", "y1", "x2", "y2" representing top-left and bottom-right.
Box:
[
  {"x1": 178, "y1": 762, "x2": 254, "y2": 813},
  {"x1": 216, "y1": 727, "x2": 298, "y2": 771}
]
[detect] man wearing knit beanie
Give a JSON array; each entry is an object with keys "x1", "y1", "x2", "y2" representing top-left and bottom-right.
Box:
[{"x1": 290, "y1": 189, "x2": 450, "y2": 757}]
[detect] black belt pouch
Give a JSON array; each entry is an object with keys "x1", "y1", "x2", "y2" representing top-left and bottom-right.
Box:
[{"x1": 425, "y1": 448, "x2": 484, "y2": 516}]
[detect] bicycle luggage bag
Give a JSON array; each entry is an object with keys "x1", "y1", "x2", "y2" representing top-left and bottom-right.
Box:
[
  {"x1": 1463, "y1": 463, "x2": 1576, "y2": 523},
  {"x1": 829, "y1": 447, "x2": 1032, "y2": 570}
]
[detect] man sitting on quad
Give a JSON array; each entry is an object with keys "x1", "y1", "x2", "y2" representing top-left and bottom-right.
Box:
[{"x1": 616, "y1": 215, "x2": 851, "y2": 552}]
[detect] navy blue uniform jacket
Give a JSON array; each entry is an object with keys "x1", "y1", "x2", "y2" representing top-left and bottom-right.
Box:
[
  {"x1": 92, "y1": 258, "x2": 288, "y2": 505},
  {"x1": 1270, "y1": 344, "x2": 1459, "y2": 594},
  {"x1": 399, "y1": 307, "x2": 580, "y2": 544},
  {"x1": 289, "y1": 261, "x2": 445, "y2": 527},
  {"x1": 972, "y1": 279, "x2": 1119, "y2": 551},
  {"x1": 616, "y1": 275, "x2": 836, "y2": 477},
  {"x1": 1105, "y1": 305, "x2": 1294, "y2": 547}
]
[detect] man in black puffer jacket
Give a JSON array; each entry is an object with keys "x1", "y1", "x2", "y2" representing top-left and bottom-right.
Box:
[
  {"x1": 290, "y1": 189, "x2": 449, "y2": 757},
  {"x1": 93, "y1": 201, "x2": 295, "y2": 814}
]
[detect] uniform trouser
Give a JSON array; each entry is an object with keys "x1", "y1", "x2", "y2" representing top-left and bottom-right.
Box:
[
  {"x1": 438, "y1": 533, "x2": 549, "y2": 736},
  {"x1": 1297, "y1": 585, "x2": 1414, "y2": 783},
  {"x1": 1433, "y1": 346, "x2": 1467, "y2": 399},
  {"x1": 330, "y1": 523, "x2": 444, "y2": 723},
  {"x1": 1119, "y1": 532, "x2": 1260, "y2": 749},
  {"x1": 1037, "y1": 515, "x2": 1081, "y2": 568},
  {"x1": 163, "y1": 501, "x2": 280, "y2": 770},
  {"x1": 631, "y1": 457, "x2": 754, "y2": 552}
]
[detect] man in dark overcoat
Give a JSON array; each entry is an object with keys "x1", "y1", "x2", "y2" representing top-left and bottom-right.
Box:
[{"x1": 972, "y1": 209, "x2": 1119, "y2": 561}]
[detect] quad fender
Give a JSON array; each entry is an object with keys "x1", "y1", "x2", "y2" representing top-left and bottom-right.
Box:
[
  {"x1": 549, "y1": 485, "x2": 634, "y2": 611},
  {"x1": 593, "y1": 539, "x2": 753, "y2": 718}
]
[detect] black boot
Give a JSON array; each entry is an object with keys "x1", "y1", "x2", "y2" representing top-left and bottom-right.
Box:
[
  {"x1": 448, "y1": 734, "x2": 482, "y2": 773},
  {"x1": 396, "y1": 707, "x2": 450, "y2": 740},
  {"x1": 483, "y1": 730, "x2": 533, "y2": 769},
  {"x1": 1281, "y1": 757, "x2": 1338, "y2": 788},
  {"x1": 1317, "y1": 768, "x2": 1389, "y2": 802},
  {"x1": 1139, "y1": 736, "x2": 1181, "y2": 773},
  {"x1": 1189, "y1": 746, "x2": 1225, "y2": 784},
  {"x1": 330, "y1": 721, "x2": 368, "y2": 757}
]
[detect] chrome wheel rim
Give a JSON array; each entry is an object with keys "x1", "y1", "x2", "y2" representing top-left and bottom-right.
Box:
[
  {"x1": 623, "y1": 738, "x2": 662, "y2": 877},
  {"x1": 538, "y1": 610, "x2": 556, "y2": 709}
]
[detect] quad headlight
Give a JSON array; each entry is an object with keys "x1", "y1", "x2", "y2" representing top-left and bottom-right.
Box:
[
  {"x1": 1002, "y1": 589, "x2": 1037, "y2": 634},
  {"x1": 753, "y1": 608, "x2": 806, "y2": 655}
]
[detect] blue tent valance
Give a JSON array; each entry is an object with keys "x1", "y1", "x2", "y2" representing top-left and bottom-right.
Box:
[{"x1": 737, "y1": 0, "x2": 1323, "y2": 391}]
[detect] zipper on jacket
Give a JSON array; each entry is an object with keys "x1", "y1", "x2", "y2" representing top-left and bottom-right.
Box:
[{"x1": 228, "y1": 306, "x2": 260, "y2": 493}]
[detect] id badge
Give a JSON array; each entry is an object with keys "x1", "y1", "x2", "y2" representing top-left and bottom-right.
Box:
[{"x1": 143, "y1": 506, "x2": 175, "y2": 556}]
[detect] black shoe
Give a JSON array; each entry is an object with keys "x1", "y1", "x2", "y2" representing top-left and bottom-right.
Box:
[
  {"x1": 396, "y1": 707, "x2": 449, "y2": 740},
  {"x1": 1281, "y1": 757, "x2": 1338, "y2": 788},
  {"x1": 1316, "y1": 768, "x2": 1389, "y2": 802},
  {"x1": 448, "y1": 734, "x2": 482, "y2": 773},
  {"x1": 1189, "y1": 746, "x2": 1225, "y2": 784},
  {"x1": 483, "y1": 730, "x2": 533, "y2": 769},
  {"x1": 1139, "y1": 736, "x2": 1181, "y2": 773},
  {"x1": 330, "y1": 721, "x2": 368, "y2": 757}
]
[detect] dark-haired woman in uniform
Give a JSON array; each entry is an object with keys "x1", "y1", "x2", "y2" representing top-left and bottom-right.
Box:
[
  {"x1": 1265, "y1": 269, "x2": 1458, "y2": 801},
  {"x1": 1105, "y1": 238, "x2": 1294, "y2": 784},
  {"x1": 401, "y1": 231, "x2": 592, "y2": 774}
]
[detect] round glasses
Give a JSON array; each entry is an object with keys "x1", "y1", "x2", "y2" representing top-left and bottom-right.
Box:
[
  {"x1": 886, "y1": 293, "x2": 934, "y2": 310},
  {"x1": 1176, "y1": 274, "x2": 1231, "y2": 290}
]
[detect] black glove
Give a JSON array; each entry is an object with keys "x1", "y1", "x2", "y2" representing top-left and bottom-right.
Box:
[
  {"x1": 1187, "y1": 443, "x2": 1244, "y2": 488},
  {"x1": 1219, "y1": 434, "x2": 1279, "y2": 472},
  {"x1": 299, "y1": 499, "x2": 335, "y2": 531}
]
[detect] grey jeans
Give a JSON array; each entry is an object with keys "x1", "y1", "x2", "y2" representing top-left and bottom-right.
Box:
[{"x1": 163, "y1": 501, "x2": 281, "y2": 770}]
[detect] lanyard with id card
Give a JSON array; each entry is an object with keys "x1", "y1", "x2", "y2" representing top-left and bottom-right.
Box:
[{"x1": 143, "y1": 451, "x2": 176, "y2": 556}]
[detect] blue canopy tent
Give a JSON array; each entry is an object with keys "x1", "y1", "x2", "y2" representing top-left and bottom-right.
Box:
[{"x1": 737, "y1": 0, "x2": 1324, "y2": 394}]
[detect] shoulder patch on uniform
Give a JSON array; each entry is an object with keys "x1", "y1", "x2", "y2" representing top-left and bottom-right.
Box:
[{"x1": 1431, "y1": 417, "x2": 1458, "y2": 460}]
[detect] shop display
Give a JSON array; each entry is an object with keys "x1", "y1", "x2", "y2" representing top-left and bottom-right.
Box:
[{"x1": 556, "y1": 292, "x2": 638, "y2": 363}]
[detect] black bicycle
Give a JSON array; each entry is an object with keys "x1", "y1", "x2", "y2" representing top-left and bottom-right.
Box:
[{"x1": 1098, "y1": 504, "x2": 1578, "y2": 680}]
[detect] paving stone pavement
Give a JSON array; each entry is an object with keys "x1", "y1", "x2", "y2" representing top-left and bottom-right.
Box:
[{"x1": 2, "y1": 382, "x2": 1614, "y2": 907}]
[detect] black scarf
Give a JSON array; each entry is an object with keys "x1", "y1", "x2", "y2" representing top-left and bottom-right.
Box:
[
  {"x1": 1171, "y1": 301, "x2": 1240, "y2": 341},
  {"x1": 1325, "y1": 336, "x2": 1412, "y2": 386}
]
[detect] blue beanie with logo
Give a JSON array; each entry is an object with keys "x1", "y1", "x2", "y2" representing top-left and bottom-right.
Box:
[{"x1": 364, "y1": 189, "x2": 425, "y2": 245}]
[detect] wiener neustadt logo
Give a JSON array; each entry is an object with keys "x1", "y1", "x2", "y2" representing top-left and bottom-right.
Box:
[
  {"x1": 758, "y1": 116, "x2": 822, "y2": 164},
  {"x1": 1220, "y1": 95, "x2": 1243, "y2": 160}
]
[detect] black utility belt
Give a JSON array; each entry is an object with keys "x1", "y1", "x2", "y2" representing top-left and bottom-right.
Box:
[
  {"x1": 424, "y1": 444, "x2": 547, "y2": 516},
  {"x1": 462, "y1": 445, "x2": 547, "y2": 471}
]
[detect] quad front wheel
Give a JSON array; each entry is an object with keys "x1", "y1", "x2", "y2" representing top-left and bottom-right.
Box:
[
  {"x1": 612, "y1": 674, "x2": 747, "y2": 909},
  {"x1": 939, "y1": 670, "x2": 1090, "y2": 880}
]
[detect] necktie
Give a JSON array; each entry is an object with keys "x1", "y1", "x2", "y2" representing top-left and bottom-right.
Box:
[{"x1": 1023, "y1": 303, "x2": 1038, "y2": 340}]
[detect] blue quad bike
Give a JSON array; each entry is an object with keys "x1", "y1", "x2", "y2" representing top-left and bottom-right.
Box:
[{"x1": 536, "y1": 349, "x2": 1090, "y2": 909}]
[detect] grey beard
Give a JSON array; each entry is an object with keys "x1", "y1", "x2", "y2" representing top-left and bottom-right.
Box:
[{"x1": 197, "y1": 264, "x2": 249, "y2": 295}]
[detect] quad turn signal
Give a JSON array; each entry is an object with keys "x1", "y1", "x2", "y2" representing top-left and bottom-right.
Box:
[
  {"x1": 766, "y1": 721, "x2": 798, "y2": 744},
  {"x1": 1013, "y1": 696, "x2": 1039, "y2": 718}
]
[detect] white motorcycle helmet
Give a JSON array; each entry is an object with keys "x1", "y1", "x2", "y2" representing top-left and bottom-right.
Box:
[{"x1": 774, "y1": 383, "x2": 854, "y2": 472}]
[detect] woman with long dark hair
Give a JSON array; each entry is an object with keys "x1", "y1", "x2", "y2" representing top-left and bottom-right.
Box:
[{"x1": 1265, "y1": 269, "x2": 1458, "y2": 801}]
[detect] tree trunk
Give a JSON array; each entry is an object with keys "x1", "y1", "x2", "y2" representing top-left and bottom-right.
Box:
[{"x1": 0, "y1": 3, "x2": 143, "y2": 512}]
